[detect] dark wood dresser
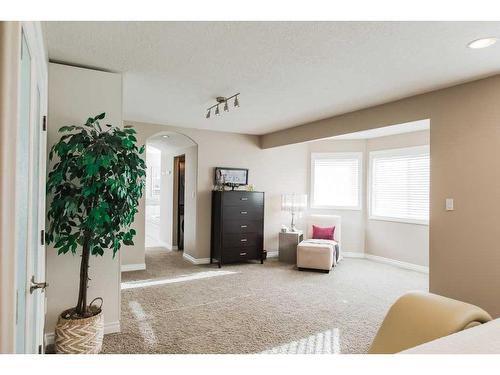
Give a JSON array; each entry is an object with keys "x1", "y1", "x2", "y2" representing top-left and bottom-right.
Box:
[{"x1": 210, "y1": 190, "x2": 265, "y2": 267}]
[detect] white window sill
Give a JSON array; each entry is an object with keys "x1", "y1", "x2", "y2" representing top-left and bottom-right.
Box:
[{"x1": 369, "y1": 215, "x2": 429, "y2": 226}]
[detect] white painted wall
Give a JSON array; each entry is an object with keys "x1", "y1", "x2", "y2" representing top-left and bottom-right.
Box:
[
  {"x1": 159, "y1": 149, "x2": 173, "y2": 248},
  {"x1": 45, "y1": 63, "x2": 122, "y2": 335},
  {"x1": 145, "y1": 145, "x2": 162, "y2": 248}
]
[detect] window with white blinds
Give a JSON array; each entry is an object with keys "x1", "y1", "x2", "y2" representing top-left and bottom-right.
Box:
[
  {"x1": 311, "y1": 152, "x2": 362, "y2": 209},
  {"x1": 369, "y1": 146, "x2": 430, "y2": 224}
]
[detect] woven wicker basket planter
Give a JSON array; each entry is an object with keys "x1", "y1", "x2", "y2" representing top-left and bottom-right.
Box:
[{"x1": 55, "y1": 308, "x2": 104, "y2": 354}]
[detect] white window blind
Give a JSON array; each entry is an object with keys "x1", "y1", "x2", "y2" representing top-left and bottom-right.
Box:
[
  {"x1": 311, "y1": 153, "x2": 362, "y2": 209},
  {"x1": 369, "y1": 146, "x2": 430, "y2": 224}
]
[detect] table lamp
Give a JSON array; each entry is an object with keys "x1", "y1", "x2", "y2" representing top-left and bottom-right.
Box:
[{"x1": 281, "y1": 193, "x2": 307, "y2": 232}]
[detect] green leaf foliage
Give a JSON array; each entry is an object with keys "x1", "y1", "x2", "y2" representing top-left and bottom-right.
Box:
[{"x1": 46, "y1": 114, "x2": 146, "y2": 258}]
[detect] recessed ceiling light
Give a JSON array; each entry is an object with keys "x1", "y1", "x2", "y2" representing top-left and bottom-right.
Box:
[
  {"x1": 467, "y1": 37, "x2": 497, "y2": 49},
  {"x1": 162, "y1": 135, "x2": 169, "y2": 139}
]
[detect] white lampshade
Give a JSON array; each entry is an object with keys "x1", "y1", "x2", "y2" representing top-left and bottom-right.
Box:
[{"x1": 281, "y1": 193, "x2": 307, "y2": 212}]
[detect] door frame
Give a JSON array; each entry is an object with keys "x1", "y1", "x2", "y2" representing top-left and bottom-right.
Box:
[
  {"x1": 21, "y1": 21, "x2": 48, "y2": 354},
  {"x1": 0, "y1": 21, "x2": 47, "y2": 354}
]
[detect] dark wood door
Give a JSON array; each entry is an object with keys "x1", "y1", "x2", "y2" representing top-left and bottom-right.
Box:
[{"x1": 177, "y1": 155, "x2": 185, "y2": 250}]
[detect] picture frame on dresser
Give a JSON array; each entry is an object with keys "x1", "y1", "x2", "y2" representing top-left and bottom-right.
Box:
[{"x1": 210, "y1": 190, "x2": 265, "y2": 267}]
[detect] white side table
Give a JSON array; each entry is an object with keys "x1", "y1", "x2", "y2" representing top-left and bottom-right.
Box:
[{"x1": 279, "y1": 231, "x2": 303, "y2": 264}]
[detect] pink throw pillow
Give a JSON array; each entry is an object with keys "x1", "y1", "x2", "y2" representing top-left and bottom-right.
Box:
[{"x1": 312, "y1": 225, "x2": 335, "y2": 240}]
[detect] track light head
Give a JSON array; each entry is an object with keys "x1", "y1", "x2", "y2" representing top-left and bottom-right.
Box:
[{"x1": 206, "y1": 93, "x2": 240, "y2": 118}]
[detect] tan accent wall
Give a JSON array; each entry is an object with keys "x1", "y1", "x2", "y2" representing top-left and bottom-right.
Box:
[
  {"x1": 261, "y1": 75, "x2": 500, "y2": 317},
  {"x1": 45, "y1": 63, "x2": 122, "y2": 335},
  {"x1": 0, "y1": 21, "x2": 20, "y2": 354}
]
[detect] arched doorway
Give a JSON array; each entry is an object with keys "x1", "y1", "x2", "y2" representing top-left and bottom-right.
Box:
[{"x1": 144, "y1": 131, "x2": 198, "y2": 254}]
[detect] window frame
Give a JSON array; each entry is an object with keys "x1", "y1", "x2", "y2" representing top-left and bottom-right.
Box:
[
  {"x1": 310, "y1": 152, "x2": 363, "y2": 210},
  {"x1": 368, "y1": 145, "x2": 430, "y2": 226}
]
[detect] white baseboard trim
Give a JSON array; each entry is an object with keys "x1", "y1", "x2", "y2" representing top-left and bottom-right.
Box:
[
  {"x1": 121, "y1": 263, "x2": 146, "y2": 272},
  {"x1": 45, "y1": 321, "x2": 121, "y2": 345},
  {"x1": 365, "y1": 254, "x2": 429, "y2": 274},
  {"x1": 266, "y1": 251, "x2": 279, "y2": 258},
  {"x1": 342, "y1": 251, "x2": 427, "y2": 273},
  {"x1": 183, "y1": 252, "x2": 211, "y2": 265}
]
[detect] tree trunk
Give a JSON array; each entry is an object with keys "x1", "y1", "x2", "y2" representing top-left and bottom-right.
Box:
[{"x1": 75, "y1": 236, "x2": 90, "y2": 317}]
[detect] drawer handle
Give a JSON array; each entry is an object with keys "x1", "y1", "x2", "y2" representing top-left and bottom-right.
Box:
[
  {"x1": 240, "y1": 252, "x2": 247, "y2": 256},
  {"x1": 241, "y1": 197, "x2": 248, "y2": 201},
  {"x1": 240, "y1": 239, "x2": 247, "y2": 242},
  {"x1": 240, "y1": 225, "x2": 248, "y2": 228},
  {"x1": 240, "y1": 211, "x2": 248, "y2": 215}
]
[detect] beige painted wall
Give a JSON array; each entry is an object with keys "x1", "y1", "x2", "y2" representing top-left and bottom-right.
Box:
[
  {"x1": 365, "y1": 131, "x2": 430, "y2": 266},
  {"x1": 307, "y1": 139, "x2": 366, "y2": 254},
  {"x1": 124, "y1": 121, "x2": 309, "y2": 262},
  {"x1": 45, "y1": 63, "x2": 122, "y2": 334},
  {"x1": 126, "y1": 123, "x2": 429, "y2": 266},
  {"x1": 305, "y1": 131, "x2": 430, "y2": 262},
  {"x1": 261, "y1": 74, "x2": 500, "y2": 317}
]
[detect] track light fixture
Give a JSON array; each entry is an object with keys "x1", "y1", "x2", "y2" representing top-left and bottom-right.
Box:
[{"x1": 205, "y1": 93, "x2": 240, "y2": 119}]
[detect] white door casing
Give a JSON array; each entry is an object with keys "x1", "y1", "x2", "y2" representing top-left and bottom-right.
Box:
[{"x1": 15, "y1": 22, "x2": 48, "y2": 354}]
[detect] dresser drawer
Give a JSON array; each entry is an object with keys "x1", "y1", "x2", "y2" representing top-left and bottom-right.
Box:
[
  {"x1": 223, "y1": 205, "x2": 263, "y2": 220},
  {"x1": 223, "y1": 219, "x2": 262, "y2": 234},
  {"x1": 222, "y1": 192, "x2": 264, "y2": 207},
  {"x1": 223, "y1": 233, "x2": 260, "y2": 248},
  {"x1": 222, "y1": 246, "x2": 260, "y2": 263}
]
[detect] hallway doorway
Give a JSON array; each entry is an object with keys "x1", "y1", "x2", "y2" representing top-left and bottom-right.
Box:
[{"x1": 143, "y1": 132, "x2": 197, "y2": 254}]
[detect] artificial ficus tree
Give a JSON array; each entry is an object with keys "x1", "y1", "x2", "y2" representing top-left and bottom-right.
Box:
[{"x1": 46, "y1": 113, "x2": 146, "y2": 318}]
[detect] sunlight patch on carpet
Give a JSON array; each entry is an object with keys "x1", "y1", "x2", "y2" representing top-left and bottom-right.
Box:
[
  {"x1": 129, "y1": 300, "x2": 158, "y2": 348},
  {"x1": 260, "y1": 328, "x2": 340, "y2": 354},
  {"x1": 121, "y1": 270, "x2": 238, "y2": 290}
]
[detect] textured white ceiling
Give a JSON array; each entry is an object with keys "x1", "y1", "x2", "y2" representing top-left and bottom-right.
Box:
[{"x1": 43, "y1": 21, "x2": 500, "y2": 135}]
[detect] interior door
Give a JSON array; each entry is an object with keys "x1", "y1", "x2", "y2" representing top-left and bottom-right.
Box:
[
  {"x1": 15, "y1": 25, "x2": 47, "y2": 354},
  {"x1": 26, "y1": 82, "x2": 47, "y2": 354},
  {"x1": 15, "y1": 29, "x2": 32, "y2": 355}
]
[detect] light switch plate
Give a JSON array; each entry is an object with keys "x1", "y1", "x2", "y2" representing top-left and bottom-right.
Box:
[{"x1": 446, "y1": 198, "x2": 454, "y2": 211}]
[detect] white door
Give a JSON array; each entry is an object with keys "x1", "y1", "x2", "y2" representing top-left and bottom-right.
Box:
[{"x1": 15, "y1": 24, "x2": 48, "y2": 354}]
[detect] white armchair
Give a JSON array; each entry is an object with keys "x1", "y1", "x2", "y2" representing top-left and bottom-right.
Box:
[{"x1": 297, "y1": 215, "x2": 342, "y2": 272}]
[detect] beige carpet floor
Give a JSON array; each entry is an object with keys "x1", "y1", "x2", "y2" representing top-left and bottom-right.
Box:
[{"x1": 102, "y1": 249, "x2": 427, "y2": 354}]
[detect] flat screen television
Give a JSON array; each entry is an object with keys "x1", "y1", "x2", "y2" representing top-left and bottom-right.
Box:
[{"x1": 214, "y1": 167, "x2": 248, "y2": 187}]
